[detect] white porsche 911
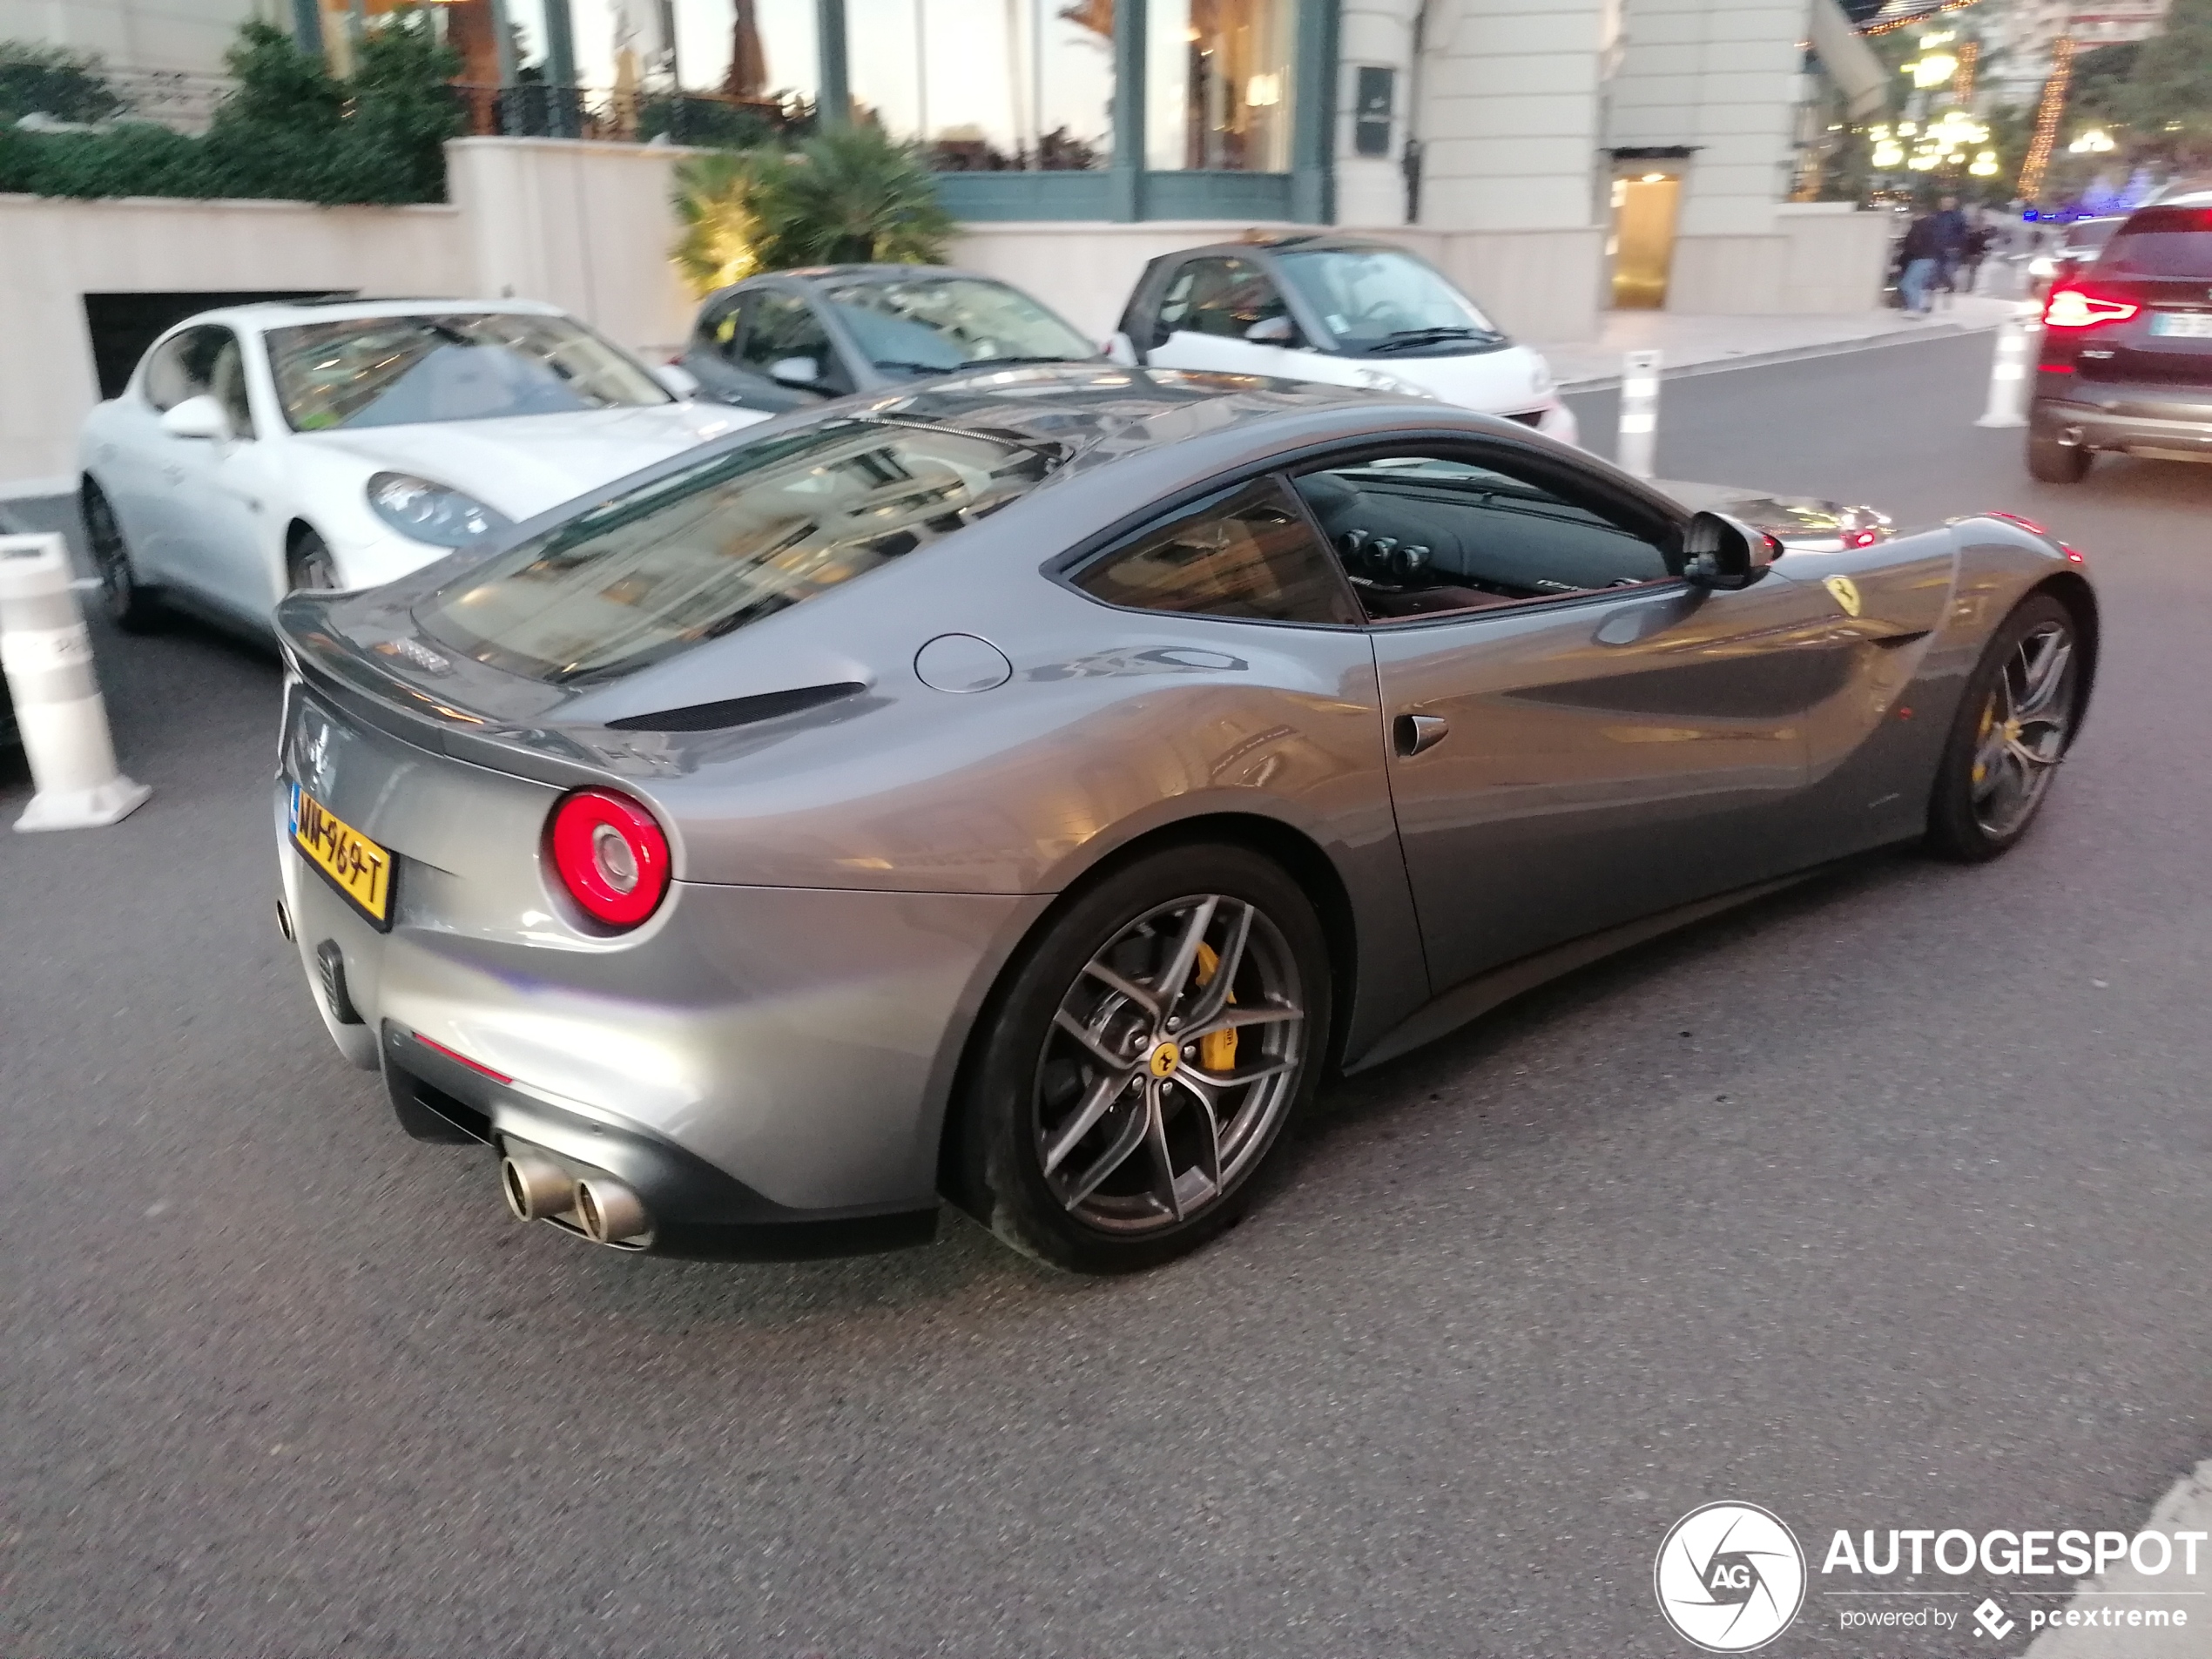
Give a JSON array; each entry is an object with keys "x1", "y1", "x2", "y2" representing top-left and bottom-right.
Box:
[{"x1": 78, "y1": 299, "x2": 766, "y2": 633}]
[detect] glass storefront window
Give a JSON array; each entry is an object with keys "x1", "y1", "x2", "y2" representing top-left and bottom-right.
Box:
[
  {"x1": 560, "y1": 0, "x2": 815, "y2": 94},
  {"x1": 1144, "y1": 0, "x2": 1293, "y2": 172},
  {"x1": 847, "y1": 0, "x2": 1113, "y2": 169}
]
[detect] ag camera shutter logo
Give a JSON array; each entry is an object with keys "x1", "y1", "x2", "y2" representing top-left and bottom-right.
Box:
[{"x1": 1655, "y1": 1501, "x2": 1807, "y2": 1651}]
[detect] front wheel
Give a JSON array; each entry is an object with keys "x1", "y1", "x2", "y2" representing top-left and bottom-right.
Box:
[
  {"x1": 84, "y1": 481, "x2": 163, "y2": 632},
  {"x1": 954, "y1": 844, "x2": 1332, "y2": 1273},
  {"x1": 287, "y1": 529, "x2": 340, "y2": 593},
  {"x1": 1925, "y1": 593, "x2": 2083, "y2": 862}
]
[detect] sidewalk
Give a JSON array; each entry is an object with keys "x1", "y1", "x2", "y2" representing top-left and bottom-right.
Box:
[{"x1": 1538, "y1": 293, "x2": 2032, "y2": 390}]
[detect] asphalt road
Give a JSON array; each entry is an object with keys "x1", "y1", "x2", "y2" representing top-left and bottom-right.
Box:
[{"x1": 3, "y1": 332, "x2": 2209, "y2": 1659}]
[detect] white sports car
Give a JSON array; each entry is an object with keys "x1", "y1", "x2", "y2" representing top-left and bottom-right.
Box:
[{"x1": 78, "y1": 299, "x2": 765, "y2": 633}]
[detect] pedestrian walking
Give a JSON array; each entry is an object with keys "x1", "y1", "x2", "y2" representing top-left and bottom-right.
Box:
[
  {"x1": 1898, "y1": 206, "x2": 1944, "y2": 316},
  {"x1": 1932, "y1": 194, "x2": 1970, "y2": 309},
  {"x1": 1959, "y1": 217, "x2": 1996, "y2": 294}
]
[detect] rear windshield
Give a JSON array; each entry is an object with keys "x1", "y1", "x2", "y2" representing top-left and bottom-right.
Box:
[
  {"x1": 418, "y1": 419, "x2": 1057, "y2": 683},
  {"x1": 2099, "y1": 208, "x2": 2212, "y2": 279}
]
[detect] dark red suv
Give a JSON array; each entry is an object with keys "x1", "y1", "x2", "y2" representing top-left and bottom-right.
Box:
[{"x1": 2027, "y1": 191, "x2": 2212, "y2": 482}]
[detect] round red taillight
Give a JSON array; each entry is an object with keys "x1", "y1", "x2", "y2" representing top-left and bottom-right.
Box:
[{"x1": 548, "y1": 790, "x2": 671, "y2": 928}]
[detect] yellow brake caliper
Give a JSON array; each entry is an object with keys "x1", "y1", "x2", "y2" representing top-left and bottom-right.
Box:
[
  {"x1": 1193, "y1": 941, "x2": 1238, "y2": 1072},
  {"x1": 1973, "y1": 697, "x2": 1995, "y2": 786}
]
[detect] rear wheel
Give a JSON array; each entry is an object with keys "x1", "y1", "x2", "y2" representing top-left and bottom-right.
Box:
[
  {"x1": 83, "y1": 481, "x2": 162, "y2": 632},
  {"x1": 2027, "y1": 431, "x2": 2091, "y2": 484},
  {"x1": 954, "y1": 843, "x2": 1332, "y2": 1273},
  {"x1": 1925, "y1": 593, "x2": 2082, "y2": 861}
]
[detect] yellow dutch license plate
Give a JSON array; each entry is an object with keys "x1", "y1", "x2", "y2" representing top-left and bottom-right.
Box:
[{"x1": 290, "y1": 783, "x2": 395, "y2": 927}]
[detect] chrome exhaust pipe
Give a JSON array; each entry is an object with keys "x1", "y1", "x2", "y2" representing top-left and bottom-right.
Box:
[
  {"x1": 501, "y1": 1146, "x2": 576, "y2": 1221},
  {"x1": 574, "y1": 1175, "x2": 650, "y2": 1244}
]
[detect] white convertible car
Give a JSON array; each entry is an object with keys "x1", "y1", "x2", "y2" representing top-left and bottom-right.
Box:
[{"x1": 78, "y1": 298, "x2": 765, "y2": 632}]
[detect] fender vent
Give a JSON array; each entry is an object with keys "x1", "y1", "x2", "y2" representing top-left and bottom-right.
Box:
[{"x1": 604, "y1": 681, "x2": 866, "y2": 733}]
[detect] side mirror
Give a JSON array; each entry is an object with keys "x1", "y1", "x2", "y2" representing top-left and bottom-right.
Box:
[
  {"x1": 651, "y1": 361, "x2": 701, "y2": 400},
  {"x1": 159, "y1": 395, "x2": 230, "y2": 442},
  {"x1": 1680, "y1": 510, "x2": 1778, "y2": 590},
  {"x1": 1244, "y1": 315, "x2": 1298, "y2": 345},
  {"x1": 769, "y1": 355, "x2": 821, "y2": 388}
]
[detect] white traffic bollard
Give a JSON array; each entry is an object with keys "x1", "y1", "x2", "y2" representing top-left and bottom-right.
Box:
[
  {"x1": 0, "y1": 533, "x2": 151, "y2": 832},
  {"x1": 1974, "y1": 311, "x2": 2038, "y2": 428},
  {"x1": 1617, "y1": 349, "x2": 1662, "y2": 479}
]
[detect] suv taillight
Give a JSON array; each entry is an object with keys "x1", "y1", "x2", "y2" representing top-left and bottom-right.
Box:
[
  {"x1": 548, "y1": 789, "x2": 671, "y2": 928},
  {"x1": 2043, "y1": 287, "x2": 2139, "y2": 328}
]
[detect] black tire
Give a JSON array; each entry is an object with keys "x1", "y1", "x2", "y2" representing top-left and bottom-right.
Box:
[
  {"x1": 2027, "y1": 431, "x2": 2091, "y2": 484},
  {"x1": 1925, "y1": 592, "x2": 2083, "y2": 862},
  {"x1": 953, "y1": 842, "x2": 1332, "y2": 1274},
  {"x1": 287, "y1": 528, "x2": 339, "y2": 592},
  {"x1": 83, "y1": 480, "x2": 163, "y2": 632}
]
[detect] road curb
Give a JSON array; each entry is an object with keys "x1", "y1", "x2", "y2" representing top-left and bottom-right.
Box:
[{"x1": 1556, "y1": 312, "x2": 2013, "y2": 395}]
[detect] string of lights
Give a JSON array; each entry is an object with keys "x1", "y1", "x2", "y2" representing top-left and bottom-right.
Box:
[
  {"x1": 1952, "y1": 37, "x2": 1978, "y2": 104},
  {"x1": 2018, "y1": 34, "x2": 2075, "y2": 200},
  {"x1": 1863, "y1": 0, "x2": 1988, "y2": 39}
]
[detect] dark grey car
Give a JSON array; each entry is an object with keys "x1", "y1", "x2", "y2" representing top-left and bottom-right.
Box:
[
  {"x1": 2028, "y1": 192, "x2": 2212, "y2": 482},
  {"x1": 271, "y1": 366, "x2": 2097, "y2": 1275},
  {"x1": 678, "y1": 264, "x2": 1101, "y2": 414}
]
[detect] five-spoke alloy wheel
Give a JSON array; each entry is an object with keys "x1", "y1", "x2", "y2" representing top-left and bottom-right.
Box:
[
  {"x1": 956, "y1": 844, "x2": 1331, "y2": 1272},
  {"x1": 1928, "y1": 592, "x2": 2084, "y2": 860}
]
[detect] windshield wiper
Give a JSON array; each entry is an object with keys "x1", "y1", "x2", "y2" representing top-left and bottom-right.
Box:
[
  {"x1": 1366, "y1": 326, "x2": 1502, "y2": 354},
  {"x1": 871, "y1": 358, "x2": 965, "y2": 374}
]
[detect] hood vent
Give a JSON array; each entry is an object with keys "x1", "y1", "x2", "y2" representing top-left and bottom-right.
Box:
[{"x1": 603, "y1": 681, "x2": 866, "y2": 732}]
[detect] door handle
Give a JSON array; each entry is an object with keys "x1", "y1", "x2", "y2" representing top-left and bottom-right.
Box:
[{"x1": 1393, "y1": 713, "x2": 1449, "y2": 758}]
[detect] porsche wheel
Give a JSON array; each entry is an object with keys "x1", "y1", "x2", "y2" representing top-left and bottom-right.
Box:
[
  {"x1": 288, "y1": 529, "x2": 340, "y2": 593},
  {"x1": 1926, "y1": 593, "x2": 2081, "y2": 861},
  {"x1": 84, "y1": 481, "x2": 162, "y2": 632},
  {"x1": 956, "y1": 844, "x2": 1331, "y2": 1273}
]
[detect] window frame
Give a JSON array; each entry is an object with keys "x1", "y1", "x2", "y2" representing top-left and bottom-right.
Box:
[
  {"x1": 1056, "y1": 471, "x2": 1366, "y2": 631},
  {"x1": 1285, "y1": 439, "x2": 1691, "y2": 630}
]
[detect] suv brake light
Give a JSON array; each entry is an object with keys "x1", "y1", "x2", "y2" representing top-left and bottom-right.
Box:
[{"x1": 2043, "y1": 287, "x2": 2139, "y2": 328}]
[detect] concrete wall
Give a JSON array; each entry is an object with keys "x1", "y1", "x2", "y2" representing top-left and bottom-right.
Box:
[
  {"x1": 1420, "y1": 0, "x2": 1610, "y2": 233},
  {"x1": 443, "y1": 138, "x2": 700, "y2": 361},
  {"x1": 1334, "y1": 0, "x2": 1420, "y2": 229},
  {"x1": 0, "y1": 194, "x2": 469, "y2": 483},
  {"x1": 1609, "y1": 0, "x2": 1806, "y2": 238},
  {"x1": 0, "y1": 0, "x2": 270, "y2": 77},
  {"x1": 1664, "y1": 203, "x2": 1892, "y2": 314}
]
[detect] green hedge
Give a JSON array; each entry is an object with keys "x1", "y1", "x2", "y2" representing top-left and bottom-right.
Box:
[{"x1": 0, "y1": 17, "x2": 463, "y2": 205}]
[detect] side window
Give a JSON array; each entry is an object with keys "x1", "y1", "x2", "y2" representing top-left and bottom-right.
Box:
[
  {"x1": 737, "y1": 292, "x2": 845, "y2": 392},
  {"x1": 142, "y1": 326, "x2": 253, "y2": 436},
  {"x1": 1074, "y1": 476, "x2": 1359, "y2": 626},
  {"x1": 1157, "y1": 257, "x2": 1289, "y2": 340},
  {"x1": 207, "y1": 334, "x2": 255, "y2": 438},
  {"x1": 142, "y1": 326, "x2": 220, "y2": 413},
  {"x1": 1291, "y1": 452, "x2": 1676, "y2": 622},
  {"x1": 698, "y1": 294, "x2": 745, "y2": 360}
]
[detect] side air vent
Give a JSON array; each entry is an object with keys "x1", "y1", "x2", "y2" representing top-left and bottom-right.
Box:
[{"x1": 604, "y1": 681, "x2": 867, "y2": 733}]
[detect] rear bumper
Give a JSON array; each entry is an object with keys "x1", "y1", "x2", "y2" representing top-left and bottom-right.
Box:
[
  {"x1": 2032, "y1": 393, "x2": 2212, "y2": 460},
  {"x1": 382, "y1": 1026, "x2": 940, "y2": 1259},
  {"x1": 276, "y1": 777, "x2": 1044, "y2": 1252}
]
